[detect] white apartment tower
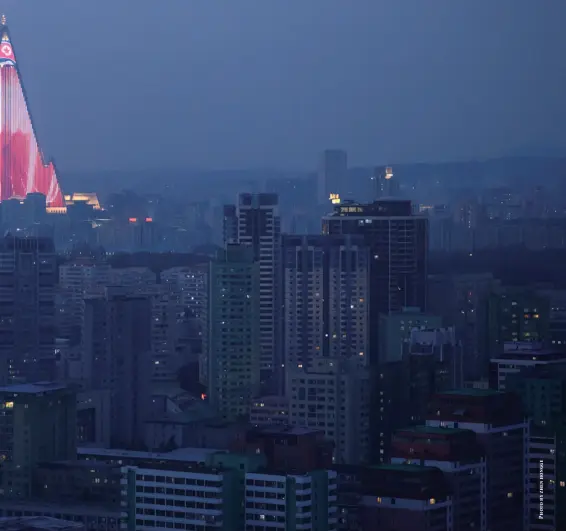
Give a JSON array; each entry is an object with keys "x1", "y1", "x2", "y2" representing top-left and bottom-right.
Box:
[
  {"x1": 282, "y1": 234, "x2": 370, "y2": 369},
  {"x1": 224, "y1": 193, "x2": 281, "y2": 382},
  {"x1": 282, "y1": 234, "x2": 371, "y2": 464}
]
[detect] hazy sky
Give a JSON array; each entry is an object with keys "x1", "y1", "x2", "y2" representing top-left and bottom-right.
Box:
[{"x1": 4, "y1": 0, "x2": 566, "y2": 172}]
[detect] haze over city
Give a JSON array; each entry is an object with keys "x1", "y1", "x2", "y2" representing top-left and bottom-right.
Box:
[
  {"x1": 5, "y1": 0, "x2": 566, "y2": 172},
  {"x1": 0, "y1": 2, "x2": 565, "y2": 530}
]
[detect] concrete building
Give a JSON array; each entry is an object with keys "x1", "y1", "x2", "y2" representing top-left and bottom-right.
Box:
[
  {"x1": 428, "y1": 273, "x2": 499, "y2": 381},
  {"x1": 0, "y1": 383, "x2": 76, "y2": 498},
  {"x1": 250, "y1": 396, "x2": 289, "y2": 427},
  {"x1": 161, "y1": 265, "x2": 208, "y2": 384},
  {"x1": 489, "y1": 342, "x2": 566, "y2": 391},
  {"x1": 107, "y1": 267, "x2": 157, "y2": 292},
  {"x1": 245, "y1": 470, "x2": 338, "y2": 530},
  {"x1": 223, "y1": 193, "x2": 281, "y2": 385},
  {"x1": 149, "y1": 288, "x2": 188, "y2": 384},
  {"x1": 78, "y1": 446, "x2": 337, "y2": 531},
  {"x1": 356, "y1": 465, "x2": 453, "y2": 531},
  {"x1": 390, "y1": 426, "x2": 486, "y2": 531},
  {"x1": 57, "y1": 259, "x2": 111, "y2": 343},
  {"x1": 322, "y1": 199, "x2": 428, "y2": 365},
  {"x1": 208, "y1": 245, "x2": 260, "y2": 420},
  {"x1": 76, "y1": 389, "x2": 111, "y2": 448},
  {"x1": 282, "y1": 234, "x2": 370, "y2": 371},
  {"x1": 243, "y1": 425, "x2": 333, "y2": 474},
  {"x1": 405, "y1": 327, "x2": 463, "y2": 425},
  {"x1": 82, "y1": 293, "x2": 152, "y2": 448},
  {"x1": 378, "y1": 308, "x2": 443, "y2": 364},
  {"x1": 507, "y1": 364, "x2": 566, "y2": 531},
  {"x1": 0, "y1": 236, "x2": 57, "y2": 384},
  {"x1": 426, "y1": 389, "x2": 528, "y2": 531},
  {"x1": 373, "y1": 324, "x2": 462, "y2": 464},
  {"x1": 487, "y1": 287, "x2": 550, "y2": 354},
  {"x1": 287, "y1": 358, "x2": 370, "y2": 464}
]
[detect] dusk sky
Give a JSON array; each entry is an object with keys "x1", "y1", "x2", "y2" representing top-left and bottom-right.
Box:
[{"x1": 4, "y1": 0, "x2": 566, "y2": 172}]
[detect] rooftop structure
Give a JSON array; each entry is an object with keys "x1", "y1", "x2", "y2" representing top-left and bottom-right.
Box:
[
  {"x1": 0, "y1": 517, "x2": 84, "y2": 531},
  {"x1": 0, "y1": 382, "x2": 69, "y2": 395}
]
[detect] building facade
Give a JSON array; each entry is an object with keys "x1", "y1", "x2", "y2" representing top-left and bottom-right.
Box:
[{"x1": 208, "y1": 245, "x2": 260, "y2": 420}]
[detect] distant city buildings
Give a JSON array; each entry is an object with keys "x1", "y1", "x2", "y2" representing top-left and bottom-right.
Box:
[
  {"x1": 317, "y1": 149, "x2": 348, "y2": 205},
  {"x1": 1, "y1": 11, "x2": 566, "y2": 530}
]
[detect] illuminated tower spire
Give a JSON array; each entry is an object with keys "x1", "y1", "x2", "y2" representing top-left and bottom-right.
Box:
[{"x1": 0, "y1": 15, "x2": 64, "y2": 207}]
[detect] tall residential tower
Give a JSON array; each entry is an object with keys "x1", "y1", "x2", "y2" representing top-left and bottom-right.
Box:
[
  {"x1": 0, "y1": 235, "x2": 57, "y2": 384},
  {"x1": 322, "y1": 199, "x2": 428, "y2": 363},
  {"x1": 208, "y1": 245, "x2": 260, "y2": 420},
  {"x1": 224, "y1": 193, "x2": 281, "y2": 384}
]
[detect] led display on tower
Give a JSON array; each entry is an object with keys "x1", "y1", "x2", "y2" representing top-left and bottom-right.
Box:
[{"x1": 0, "y1": 16, "x2": 64, "y2": 207}]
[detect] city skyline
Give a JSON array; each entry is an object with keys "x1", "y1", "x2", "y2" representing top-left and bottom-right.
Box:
[{"x1": 1, "y1": 0, "x2": 564, "y2": 174}]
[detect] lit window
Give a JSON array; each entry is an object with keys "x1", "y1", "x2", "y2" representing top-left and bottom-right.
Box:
[
  {"x1": 3, "y1": 401, "x2": 13, "y2": 409},
  {"x1": 560, "y1": 481, "x2": 565, "y2": 487},
  {"x1": 507, "y1": 492, "x2": 513, "y2": 498},
  {"x1": 376, "y1": 497, "x2": 382, "y2": 504},
  {"x1": 429, "y1": 498, "x2": 436, "y2": 505}
]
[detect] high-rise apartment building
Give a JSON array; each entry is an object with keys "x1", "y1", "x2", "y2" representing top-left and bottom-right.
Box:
[
  {"x1": 322, "y1": 199, "x2": 427, "y2": 364},
  {"x1": 0, "y1": 236, "x2": 57, "y2": 384},
  {"x1": 282, "y1": 234, "x2": 370, "y2": 463},
  {"x1": 282, "y1": 234, "x2": 370, "y2": 370},
  {"x1": 82, "y1": 293, "x2": 152, "y2": 448},
  {"x1": 317, "y1": 149, "x2": 348, "y2": 204},
  {"x1": 0, "y1": 382, "x2": 76, "y2": 498},
  {"x1": 208, "y1": 245, "x2": 260, "y2": 420},
  {"x1": 223, "y1": 194, "x2": 281, "y2": 383}
]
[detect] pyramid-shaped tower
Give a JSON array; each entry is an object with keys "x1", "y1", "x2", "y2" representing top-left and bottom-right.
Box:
[{"x1": 0, "y1": 15, "x2": 64, "y2": 207}]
